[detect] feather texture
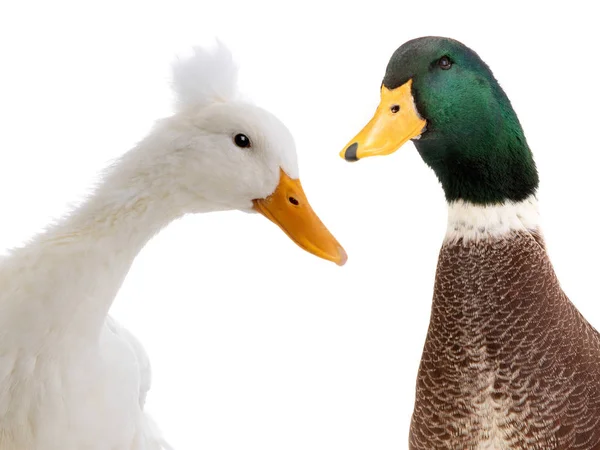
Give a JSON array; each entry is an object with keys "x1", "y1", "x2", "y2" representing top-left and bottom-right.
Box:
[
  {"x1": 409, "y1": 200, "x2": 600, "y2": 450},
  {"x1": 171, "y1": 40, "x2": 239, "y2": 111}
]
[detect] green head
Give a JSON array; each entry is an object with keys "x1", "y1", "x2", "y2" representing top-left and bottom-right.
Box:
[{"x1": 340, "y1": 36, "x2": 539, "y2": 205}]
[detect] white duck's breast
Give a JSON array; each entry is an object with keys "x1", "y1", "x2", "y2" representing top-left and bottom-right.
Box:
[{"x1": 0, "y1": 322, "x2": 147, "y2": 450}]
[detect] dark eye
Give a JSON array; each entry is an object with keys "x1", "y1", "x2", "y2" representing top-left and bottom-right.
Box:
[
  {"x1": 234, "y1": 133, "x2": 251, "y2": 148},
  {"x1": 390, "y1": 105, "x2": 400, "y2": 114},
  {"x1": 438, "y1": 56, "x2": 452, "y2": 70}
]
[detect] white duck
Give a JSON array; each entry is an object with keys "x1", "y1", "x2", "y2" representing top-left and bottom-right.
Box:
[{"x1": 0, "y1": 43, "x2": 346, "y2": 450}]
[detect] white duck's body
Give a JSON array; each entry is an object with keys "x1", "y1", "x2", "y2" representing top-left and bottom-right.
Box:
[
  {"x1": 0, "y1": 207, "x2": 166, "y2": 448},
  {"x1": 0, "y1": 43, "x2": 345, "y2": 449},
  {"x1": 0, "y1": 317, "x2": 160, "y2": 450},
  {"x1": 0, "y1": 128, "x2": 189, "y2": 449}
]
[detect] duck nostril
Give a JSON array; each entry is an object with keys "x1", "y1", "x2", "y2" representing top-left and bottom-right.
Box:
[{"x1": 288, "y1": 197, "x2": 299, "y2": 206}]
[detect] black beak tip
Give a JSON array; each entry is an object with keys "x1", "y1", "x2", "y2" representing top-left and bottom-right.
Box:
[{"x1": 344, "y1": 143, "x2": 359, "y2": 162}]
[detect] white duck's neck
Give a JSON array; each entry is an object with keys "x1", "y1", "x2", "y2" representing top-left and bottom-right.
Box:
[
  {"x1": 444, "y1": 195, "x2": 541, "y2": 244},
  {"x1": 1, "y1": 143, "x2": 209, "y2": 352}
]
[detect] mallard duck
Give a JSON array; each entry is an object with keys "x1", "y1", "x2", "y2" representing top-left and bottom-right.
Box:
[
  {"x1": 0, "y1": 42, "x2": 346, "y2": 450},
  {"x1": 340, "y1": 36, "x2": 600, "y2": 449}
]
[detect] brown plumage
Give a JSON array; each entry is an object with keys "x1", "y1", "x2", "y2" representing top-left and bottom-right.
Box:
[{"x1": 409, "y1": 230, "x2": 600, "y2": 449}]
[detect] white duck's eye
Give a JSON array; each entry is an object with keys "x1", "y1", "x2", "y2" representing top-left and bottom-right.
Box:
[{"x1": 234, "y1": 133, "x2": 251, "y2": 148}]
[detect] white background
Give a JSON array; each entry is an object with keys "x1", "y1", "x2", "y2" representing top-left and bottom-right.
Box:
[{"x1": 0, "y1": 1, "x2": 598, "y2": 448}]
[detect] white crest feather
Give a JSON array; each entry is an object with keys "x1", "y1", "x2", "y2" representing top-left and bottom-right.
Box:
[{"x1": 171, "y1": 40, "x2": 239, "y2": 111}]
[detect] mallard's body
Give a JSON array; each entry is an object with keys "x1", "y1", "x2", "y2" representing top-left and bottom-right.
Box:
[
  {"x1": 410, "y1": 199, "x2": 600, "y2": 449},
  {"x1": 340, "y1": 36, "x2": 600, "y2": 449}
]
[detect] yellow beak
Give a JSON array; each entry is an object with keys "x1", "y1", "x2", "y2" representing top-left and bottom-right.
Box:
[
  {"x1": 253, "y1": 169, "x2": 347, "y2": 266},
  {"x1": 340, "y1": 79, "x2": 427, "y2": 161}
]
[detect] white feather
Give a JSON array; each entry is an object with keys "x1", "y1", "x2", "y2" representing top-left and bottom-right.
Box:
[
  {"x1": 445, "y1": 195, "x2": 541, "y2": 243},
  {"x1": 171, "y1": 40, "x2": 239, "y2": 111}
]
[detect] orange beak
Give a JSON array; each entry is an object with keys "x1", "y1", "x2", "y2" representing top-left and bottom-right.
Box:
[{"x1": 253, "y1": 169, "x2": 347, "y2": 266}]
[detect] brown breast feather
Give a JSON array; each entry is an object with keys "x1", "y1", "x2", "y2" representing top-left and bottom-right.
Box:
[{"x1": 409, "y1": 231, "x2": 600, "y2": 450}]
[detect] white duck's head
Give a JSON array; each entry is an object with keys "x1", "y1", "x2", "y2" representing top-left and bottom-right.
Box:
[{"x1": 123, "y1": 42, "x2": 346, "y2": 265}]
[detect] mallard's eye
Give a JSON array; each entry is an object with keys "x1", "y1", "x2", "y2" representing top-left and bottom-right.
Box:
[
  {"x1": 438, "y1": 56, "x2": 452, "y2": 70},
  {"x1": 390, "y1": 105, "x2": 400, "y2": 114},
  {"x1": 234, "y1": 133, "x2": 251, "y2": 148}
]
